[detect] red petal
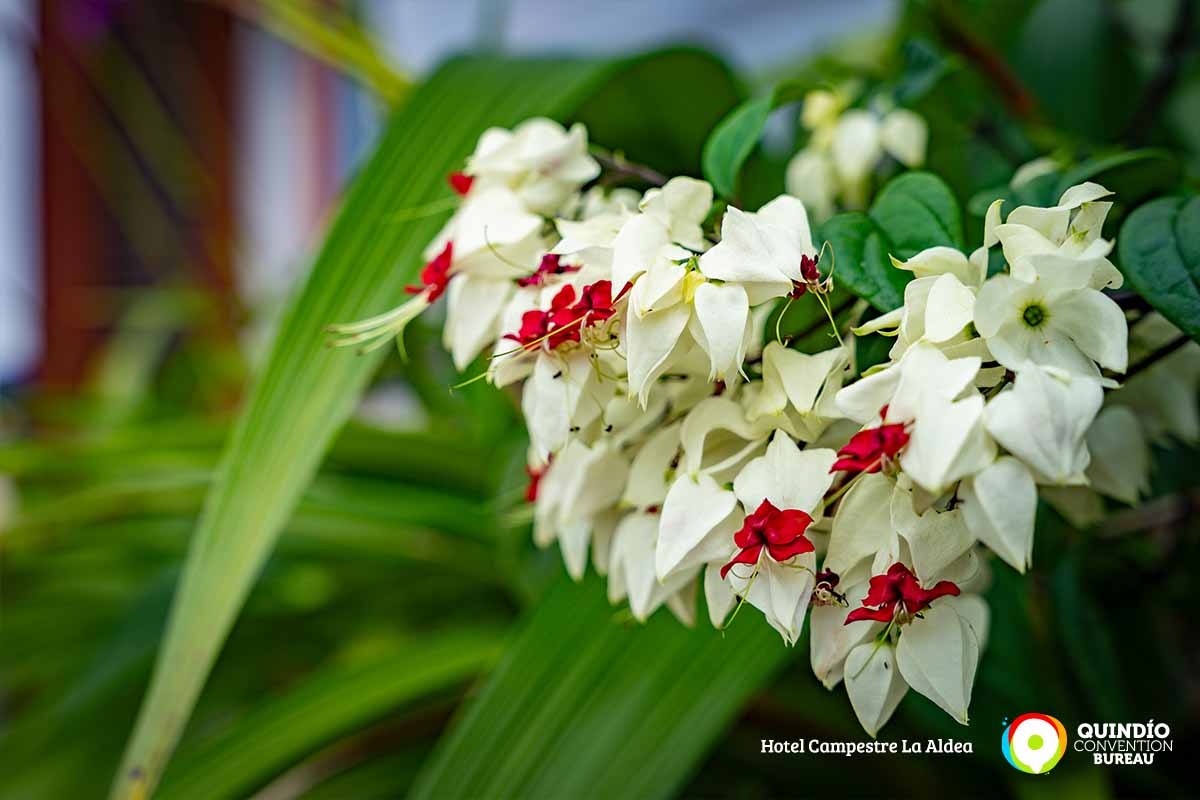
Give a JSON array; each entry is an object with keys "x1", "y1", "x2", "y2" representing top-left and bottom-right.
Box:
[
  {"x1": 720, "y1": 544, "x2": 764, "y2": 579},
  {"x1": 448, "y1": 171, "x2": 473, "y2": 195},
  {"x1": 767, "y1": 535, "x2": 815, "y2": 562},
  {"x1": 901, "y1": 577, "x2": 961, "y2": 614},
  {"x1": 845, "y1": 604, "x2": 896, "y2": 624},
  {"x1": 764, "y1": 509, "x2": 813, "y2": 545}
]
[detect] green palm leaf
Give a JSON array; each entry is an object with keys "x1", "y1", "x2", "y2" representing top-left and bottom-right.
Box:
[{"x1": 410, "y1": 576, "x2": 791, "y2": 800}]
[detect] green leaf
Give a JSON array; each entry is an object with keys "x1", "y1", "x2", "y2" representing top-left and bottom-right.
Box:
[
  {"x1": 156, "y1": 629, "x2": 504, "y2": 800},
  {"x1": 409, "y1": 576, "x2": 790, "y2": 800},
  {"x1": 702, "y1": 81, "x2": 805, "y2": 198},
  {"x1": 820, "y1": 171, "x2": 962, "y2": 311},
  {"x1": 1117, "y1": 195, "x2": 1200, "y2": 342},
  {"x1": 869, "y1": 171, "x2": 963, "y2": 256},
  {"x1": 1054, "y1": 149, "x2": 1181, "y2": 210},
  {"x1": 821, "y1": 212, "x2": 907, "y2": 312},
  {"x1": 111, "y1": 50, "x2": 739, "y2": 799}
]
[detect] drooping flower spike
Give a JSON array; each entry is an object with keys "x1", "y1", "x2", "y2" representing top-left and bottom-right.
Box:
[{"x1": 327, "y1": 116, "x2": 1137, "y2": 737}]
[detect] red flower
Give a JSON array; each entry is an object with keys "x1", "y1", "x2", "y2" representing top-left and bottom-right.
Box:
[
  {"x1": 831, "y1": 407, "x2": 909, "y2": 475},
  {"x1": 844, "y1": 562, "x2": 959, "y2": 624},
  {"x1": 517, "y1": 254, "x2": 581, "y2": 288},
  {"x1": 574, "y1": 280, "x2": 616, "y2": 323},
  {"x1": 720, "y1": 499, "x2": 815, "y2": 579},
  {"x1": 505, "y1": 310, "x2": 552, "y2": 350},
  {"x1": 448, "y1": 171, "x2": 474, "y2": 196},
  {"x1": 404, "y1": 242, "x2": 454, "y2": 302}
]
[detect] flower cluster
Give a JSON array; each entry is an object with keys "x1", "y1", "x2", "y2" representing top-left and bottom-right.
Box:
[
  {"x1": 332, "y1": 119, "x2": 1132, "y2": 736},
  {"x1": 786, "y1": 88, "x2": 928, "y2": 220}
]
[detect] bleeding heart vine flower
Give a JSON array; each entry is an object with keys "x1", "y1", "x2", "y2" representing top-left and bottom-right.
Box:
[{"x1": 325, "y1": 117, "x2": 1140, "y2": 740}]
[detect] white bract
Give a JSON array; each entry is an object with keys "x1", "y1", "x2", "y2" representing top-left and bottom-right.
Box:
[{"x1": 333, "y1": 118, "x2": 1139, "y2": 738}]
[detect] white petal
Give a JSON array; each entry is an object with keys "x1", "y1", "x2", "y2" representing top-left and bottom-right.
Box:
[
  {"x1": 1058, "y1": 181, "x2": 1112, "y2": 209},
  {"x1": 679, "y1": 397, "x2": 767, "y2": 475},
  {"x1": 522, "y1": 351, "x2": 590, "y2": 460},
  {"x1": 879, "y1": 109, "x2": 927, "y2": 167},
  {"x1": 983, "y1": 199, "x2": 1004, "y2": 249},
  {"x1": 444, "y1": 276, "x2": 513, "y2": 370},
  {"x1": 923, "y1": 273, "x2": 976, "y2": 343},
  {"x1": 623, "y1": 422, "x2": 682, "y2": 508},
  {"x1": 827, "y1": 472, "x2": 897, "y2": 576},
  {"x1": 810, "y1": 579, "x2": 879, "y2": 688},
  {"x1": 784, "y1": 149, "x2": 836, "y2": 223},
  {"x1": 896, "y1": 602, "x2": 979, "y2": 724},
  {"x1": 698, "y1": 206, "x2": 795, "y2": 288},
  {"x1": 693, "y1": 282, "x2": 750, "y2": 380},
  {"x1": 984, "y1": 366, "x2": 1103, "y2": 484},
  {"x1": 1085, "y1": 406, "x2": 1150, "y2": 504},
  {"x1": 657, "y1": 473, "x2": 738, "y2": 581},
  {"x1": 835, "y1": 361, "x2": 901, "y2": 424},
  {"x1": 734, "y1": 432, "x2": 837, "y2": 514},
  {"x1": 831, "y1": 110, "x2": 882, "y2": 183},
  {"x1": 630, "y1": 258, "x2": 686, "y2": 316},
  {"x1": 845, "y1": 642, "x2": 909, "y2": 737},
  {"x1": 611, "y1": 214, "x2": 670, "y2": 290},
  {"x1": 625, "y1": 304, "x2": 692, "y2": 406},
  {"x1": 901, "y1": 393, "x2": 996, "y2": 495},
  {"x1": 959, "y1": 456, "x2": 1037, "y2": 573},
  {"x1": 891, "y1": 246, "x2": 975, "y2": 284},
  {"x1": 1046, "y1": 288, "x2": 1128, "y2": 372},
  {"x1": 891, "y1": 483, "x2": 976, "y2": 580},
  {"x1": 704, "y1": 562, "x2": 737, "y2": 627},
  {"x1": 666, "y1": 581, "x2": 698, "y2": 627}
]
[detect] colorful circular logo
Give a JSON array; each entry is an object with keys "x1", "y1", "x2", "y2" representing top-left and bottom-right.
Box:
[{"x1": 1002, "y1": 713, "x2": 1067, "y2": 774}]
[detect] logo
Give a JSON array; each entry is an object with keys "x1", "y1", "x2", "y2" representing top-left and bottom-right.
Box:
[{"x1": 1002, "y1": 714, "x2": 1067, "y2": 774}]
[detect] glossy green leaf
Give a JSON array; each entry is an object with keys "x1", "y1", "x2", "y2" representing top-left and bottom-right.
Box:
[
  {"x1": 111, "y1": 50, "x2": 739, "y2": 798},
  {"x1": 1117, "y1": 195, "x2": 1200, "y2": 342},
  {"x1": 156, "y1": 629, "x2": 504, "y2": 800},
  {"x1": 821, "y1": 212, "x2": 907, "y2": 311},
  {"x1": 702, "y1": 81, "x2": 805, "y2": 198},
  {"x1": 869, "y1": 171, "x2": 963, "y2": 256},
  {"x1": 820, "y1": 172, "x2": 962, "y2": 311},
  {"x1": 409, "y1": 576, "x2": 790, "y2": 800}
]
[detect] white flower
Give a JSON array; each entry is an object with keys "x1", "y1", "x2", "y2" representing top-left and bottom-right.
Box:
[
  {"x1": 745, "y1": 342, "x2": 849, "y2": 441},
  {"x1": 974, "y1": 252, "x2": 1128, "y2": 380},
  {"x1": 984, "y1": 365, "x2": 1103, "y2": 485},
  {"x1": 994, "y1": 182, "x2": 1121, "y2": 288},
  {"x1": 836, "y1": 343, "x2": 995, "y2": 495},
  {"x1": 608, "y1": 511, "x2": 696, "y2": 623},
  {"x1": 720, "y1": 434, "x2": 838, "y2": 644},
  {"x1": 699, "y1": 195, "x2": 817, "y2": 301},
  {"x1": 533, "y1": 440, "x2": 629, "y2": 580},
  {"x1": 830, "y1": 108, "x2": 927, "y2": 206},
  {"x1": 465, "y1": 118, "x2": 600, "y2": 215},
  {"x1": 522, "y1": 349, "x2": 613, "y2": 462}
]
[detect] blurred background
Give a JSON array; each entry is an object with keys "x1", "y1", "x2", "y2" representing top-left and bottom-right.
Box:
[{"x1": 4, "y1": 2, "x2": 1199, "y2": 799}]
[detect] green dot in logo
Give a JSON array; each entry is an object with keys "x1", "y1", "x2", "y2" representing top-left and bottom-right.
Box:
[{"x1": 1027, "y1": 734, "x2": 1044, "y2": 750}]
